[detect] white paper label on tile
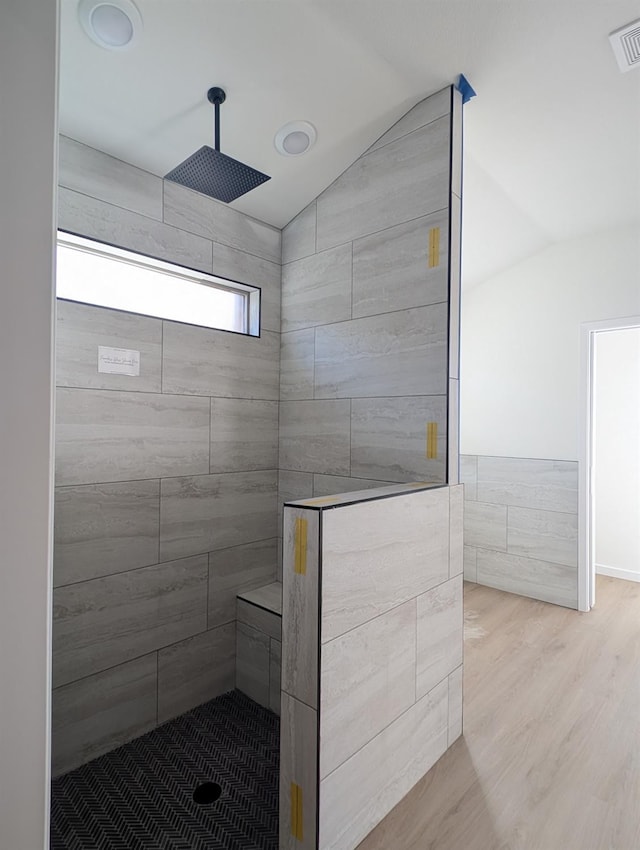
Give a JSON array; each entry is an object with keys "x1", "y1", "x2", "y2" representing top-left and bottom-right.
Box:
[{"x1": 98, "y1": 346, "x2": 140, "y2": 376}]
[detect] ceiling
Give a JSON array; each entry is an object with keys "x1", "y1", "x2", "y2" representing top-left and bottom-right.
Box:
[{"x1": 59, "y1": 1, "x2": 640, "y2": 288}]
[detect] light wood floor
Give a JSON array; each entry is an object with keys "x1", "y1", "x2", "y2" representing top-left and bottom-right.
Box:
[{"x1": 357, "y1": 576, "x2": 640, "y2": 850}]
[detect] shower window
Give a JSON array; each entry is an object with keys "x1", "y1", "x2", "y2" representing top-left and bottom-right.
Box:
[{"x1": 56, "y1": 232, "x2": 260, "y2": 335}]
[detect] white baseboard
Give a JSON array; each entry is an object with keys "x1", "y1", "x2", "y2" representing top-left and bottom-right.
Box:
[{"x1": 595, "y1": 563, "x2": 640, "y2": 583}]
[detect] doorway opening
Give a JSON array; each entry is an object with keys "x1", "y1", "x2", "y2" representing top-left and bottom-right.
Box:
[{"x1": 579, "y1": 316, "x2": 640, "y2": 611}]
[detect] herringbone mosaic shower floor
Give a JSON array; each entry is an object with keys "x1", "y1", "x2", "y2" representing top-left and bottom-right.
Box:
[{"x1": 50, "y1": 690, "x2": 279, "y2": 850}]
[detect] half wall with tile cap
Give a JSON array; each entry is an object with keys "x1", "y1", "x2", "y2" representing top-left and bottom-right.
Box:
[{"x1": 279, "y1": 482, "x2": 464, "y2": 850}]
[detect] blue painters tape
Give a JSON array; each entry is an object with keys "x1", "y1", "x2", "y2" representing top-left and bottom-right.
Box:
[{"x1": 456, "y1": 74, "x2": 477, "y2": 105}]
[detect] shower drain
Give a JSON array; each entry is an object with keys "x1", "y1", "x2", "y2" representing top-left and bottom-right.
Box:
[{"x1": 193, "y1": 782, "x2": 222, "y2": 805}]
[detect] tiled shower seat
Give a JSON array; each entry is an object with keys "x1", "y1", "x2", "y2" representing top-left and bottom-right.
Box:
[{"x1": 236, "y1": 581, "x2": 282, "y2": 715}]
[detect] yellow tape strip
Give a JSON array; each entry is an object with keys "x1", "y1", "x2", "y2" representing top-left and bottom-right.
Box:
[
  {"x1": 428, "y1": 227, "x2": 440, "y2": 268},
  {"x1": 290, "y1": 782, "x2": 303, "y2": 841},
  {"x1": 294, "y1": 517, "x2": 307, "y2": 575},
  {"x1": 290, "y1": 782, "x2": 298, "y2": 838},
  {"x1": 426, "y1": 422, "x2": 438, "y2": 459}
]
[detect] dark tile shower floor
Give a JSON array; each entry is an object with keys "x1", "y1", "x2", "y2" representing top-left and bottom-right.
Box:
[{"x1": 50, "y1": 690, "x2": 279, "y2": 850}]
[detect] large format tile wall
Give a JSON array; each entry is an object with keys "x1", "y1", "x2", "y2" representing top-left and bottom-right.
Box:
[
  {"x1": 277, "y1": 86, "x2": 463, "y2": 561},
  {"x1": 280, "y1": 484, "x2": 464, "y2": 850},
  {"x1": 461, "y1": 455, "x2": 579, "y2": 608},
  {"x1": 52, "y1": 137, "x2": 282, "y2": 776}
]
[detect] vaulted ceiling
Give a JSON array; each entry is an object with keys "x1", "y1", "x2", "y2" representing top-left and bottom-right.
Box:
[{"x1": 59, "y1": 0, "x2": 640, "y2": 287}]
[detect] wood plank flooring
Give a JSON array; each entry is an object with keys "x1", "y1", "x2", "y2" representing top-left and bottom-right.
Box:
[{"x1": 357, "y1": 576, "x2": 640, "y2": 850}]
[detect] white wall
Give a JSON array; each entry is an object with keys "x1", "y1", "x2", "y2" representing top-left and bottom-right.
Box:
[
  {"x1": 460, "y1": 225, "x2": 640, "y2": 461},
  {"x1": 0, "y1": 2, "x2": 58, "y2": 849},
  {"x1": 594, "y1": 327, "x2": 640, "y2": 581}
]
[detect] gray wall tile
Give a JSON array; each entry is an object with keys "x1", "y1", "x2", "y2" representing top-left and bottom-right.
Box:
[
  {"x1": 280, "y1": 329, "x2": 315, "y2": 400},
  {"x1": 59, "y1": 136, "x2": 163, "y2": 221},
  {"x1": 477, "y1": 456, "x2": 579, "y2": 514},
  {"x1": 316, "y1": 116, "x2": 450, "y2": 252},
  {"x1": 352, "y1": 211, "x2": 448, "y2": 319},
  {"x1": 237, "y1": 599, "x2": 281, "y2": 641},
  {"x1": 58, "y1": 187, "x2": 213, "y2": 274},
  {"x1": 161, "y1": 322, "x2": 279, "y2": 400},
  {"x1": 55, "y1": 388, "x2": 210, "y2": 486},
  {"x1": 282, "y1": 201, "x2": 316, "y2": 264},
  {"x1": 279, "y1": 400, "x2": 351, "y2": 475},
  {"x1": 451, "y1": 88, "x2": 463, "y2": 199},
  {"x1": 52, "y1": 555, "x2": 208, "y2": 687},
  {"x1": 318, "y1": 680, "x2": 448, "y2": 850},
  {"x1": 314, "y1": 305, "x2": 447, "y2": 399},
  {"x1": 280, "y1": 694, "x2": 318, "y2": 850},
  {"x1": 236, "y1": 621, "x2": 270, "y2": 706},
  {"x1": 208, "y1": 538, "x2": 278, "y2": 629},
  {"x1": 321, "y1": 487, "x2": 450, "y2": 642},
  {"x1": 449, "y1": 485, "x2": 464, "y2": 577},
  {"x1": 448, "y1": 664, "x2": 463, "y2": 746},
  {"x1": 269, "y1": 639, "x2": 282, "y2": 715},
  {"x1": 56, "y1": 301, "x2": 163, "y2": 393},
  {"x1": 157, "y1": 623, "x2": 235, "y2": 723},
  {"x1": 279, "y1": 470, "x2": 314, "y2": 504},
  {"x1": 281, "y1": 244, "x2": 352, "y2": 333},
  {"x1": 460, "y1": 455, "x2": 478, "y2": 500},
  {"x1": 51, "y1": 653, "x2": 157, "y2": 777},
  {"x1": 464, "y1": 501, "x2": 508, "y2": 551},
  {"x1": 210, "y1": 397, "x2": 278, "y2": 472},
  {"x1": 54, "y1": 480, "x2": 160, "y2": 587},
  {"x1": 209, "y1": 241, "x2": 281, "y2": 333},
  {"x1": 416, "y1": 576, "x2": 463, "y2": 699},
  {"x1": 163, "y1": 180, "x2": 280, "y2": 263},
  {"x1": 312, "y1": 474, "x2": 390, "y2": 497},
  {"x1": 508, "y1": 506, "x2": 578, "y2": 567},
  {"x1": 351, "y1": 395, "x2": 447, "y2": 483},
  {"x1": 463, "y1": 545, "x2": 478, "y2": 583},
  {"x1": 282, "y1": 508, "x2": 319, "y2": 710},
  {"x1": 159, "y1": 471, "x2": 278, "y2": 562},
  {"x1": 476, "y1": 548, "x2": 578, "y2": 609},
  {"x1": 320, "y1": 600, "x2": 417, "y2": 779},
  {"x1": 366, "y1": 87, "x2": 451, "y2": 154}
]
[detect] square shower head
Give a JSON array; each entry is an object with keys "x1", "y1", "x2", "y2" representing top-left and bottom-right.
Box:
[{"x1": 164, "y1": 145, "x2": 271, "y2": 204}]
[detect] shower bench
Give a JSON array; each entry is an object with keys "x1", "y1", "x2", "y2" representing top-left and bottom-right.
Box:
[{"x1": 235, "y1": 581, "x2": 282, "y2": 715}]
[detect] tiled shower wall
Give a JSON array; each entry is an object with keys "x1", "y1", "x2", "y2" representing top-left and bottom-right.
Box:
[
  {"x1": 52, "y1": 137, "x2": 282, "y2": 776},
  {"x1": 461, "y1": 455, "x2": 579, "y2": 608},
  {"x1": 278, "y1": 87, "x2": 463, "y2": 551}
]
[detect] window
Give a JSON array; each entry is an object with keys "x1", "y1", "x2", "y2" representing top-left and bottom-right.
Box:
[{"x1": 56, "y1": 233, "x2": 260, "y2": 335}]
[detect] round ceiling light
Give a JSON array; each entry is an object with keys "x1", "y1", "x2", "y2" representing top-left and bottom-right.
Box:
[
  {"x1": 78, "y1": 0, "x2": 142, "y2": 50},
  {"x1": 274, "y1": 121, "x2": 317, "y2": 157}
]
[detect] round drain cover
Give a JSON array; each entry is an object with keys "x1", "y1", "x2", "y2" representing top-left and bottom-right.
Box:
[{"x1": 193, "y1": 782, "x2": 222, "y2": 805}]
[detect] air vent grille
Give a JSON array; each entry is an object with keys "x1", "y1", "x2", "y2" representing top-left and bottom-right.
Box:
[{"x1": 609, "y1": 19, "x2": 640, "y2": 73}]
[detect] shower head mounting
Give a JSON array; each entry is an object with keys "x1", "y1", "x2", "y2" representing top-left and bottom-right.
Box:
[{"x1": 164, "y1": 86, "x2": 271, "y2": 204}]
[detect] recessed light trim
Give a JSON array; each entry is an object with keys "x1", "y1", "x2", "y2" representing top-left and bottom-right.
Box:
[
  {"x1": 274, "y1": 121, "x2": 317, "y2": 157},
  {"x1": 78, "y1": 0, "x2": 142, "y2": 50}
]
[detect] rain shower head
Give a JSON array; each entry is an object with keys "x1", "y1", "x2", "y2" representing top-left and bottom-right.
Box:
[{"x1": 164, "y1": 87, "x2": 271, "y2": 204}]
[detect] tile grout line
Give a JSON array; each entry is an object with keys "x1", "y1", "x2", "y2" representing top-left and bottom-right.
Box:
[
  {"x1": 319, "y1": 671, "x2": 450, "y2": 786},
  {"x1": 282, "y1": 297, "x2": 449, "y2": 335},
  {"x1": 322, "y1": 572, "x2": 454, "y2": 649}
]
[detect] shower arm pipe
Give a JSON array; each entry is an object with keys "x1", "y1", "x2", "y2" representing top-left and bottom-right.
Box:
[{"x1": 207, "y1": 87, "x2": 227, "y2": 153}]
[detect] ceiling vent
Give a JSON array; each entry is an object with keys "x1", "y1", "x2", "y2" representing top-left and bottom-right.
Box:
[{"x1": 609, "y1": 19, "x2": 640, "y2": 73}]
